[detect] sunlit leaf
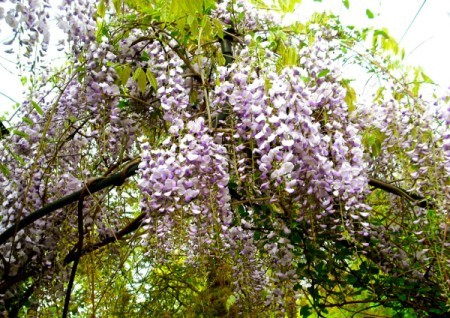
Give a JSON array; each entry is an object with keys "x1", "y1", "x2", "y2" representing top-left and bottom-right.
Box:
[
  {"x1": 31, "y1": 101, "x2": 44, "y2": 116},
  {"x1": 421, "y1": 71, "x2": 434, "y2": 84},
  {"x1": 225, "y1": 294, "x2": 236, "y2": 311},
  {"x1": 22, "y1": 117, "x2": 33, "y2": 125},
  {"x1": 97, "y1": 0, "x2": 106, "y2": 17},
  {"x1": 13, "y1": 130, "x2": 28, "y2": 138},
  {"x1": 132, "y1": 67, "x2": 147, "y2": 93},
  {"x1": 278, "y1": 0, "x2": 301, "y2": 13},
  {"x1": 121, "y1": 65, "x2": 132, "y2": 86},
  {"x1": 112, "y1": 0, "x2": 122, "y2": 13},
  {"x1": 317, "y1": 69, "x2": 330, "y2": 78},
  {"x1": 343, "y1": 0, "x2": 350, "y2": 9},
  {"x1": 343, "y1": 82, "x2": 356, "y2": 112},
  {"x1": 146, "y1": 69, "x2": 158, "y2": 91},
  {"x1": 366, "y1": 9, "x2": 374, "y2": 19}
]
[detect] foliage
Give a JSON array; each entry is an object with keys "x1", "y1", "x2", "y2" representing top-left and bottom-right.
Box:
[{"x1": 0, "y1": 0, "x2": 449, "y2": 317}]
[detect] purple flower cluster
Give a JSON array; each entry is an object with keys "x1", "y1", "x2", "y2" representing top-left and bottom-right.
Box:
[
  {"x1": 212, "y1": 0, "x2": 280, "y2": 32},
  {"x1": 138, "y1": 117, "x2": 231, "y2": 259},
  {"x1": 1, "y1": 0, "x2": 51, "y2": 57},
  {"x1": 213, "y1": 35, "x2": 368, "y2": 219}
]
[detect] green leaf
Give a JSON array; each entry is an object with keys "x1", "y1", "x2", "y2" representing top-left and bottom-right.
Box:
[
  {"x1": 140, "y1": 51, "x2": 150, "y2": 62},
  {"x1": 112, "y1": 0, "x2": 122, "y2": 13},
  {"x1": 374, "y1": 29, "x2": 389, "y2": 39},
  {"x1": 225, "y1": 294, "x2": 236, "y2": 312},
  {"x1": 22, "y1": 117, "x2": 33, "y2": 125},
  {"x1": 343, "y1": 0, "x2": 350, "y2": 9},
  {"x1": 118, "y1": 99, "x2": 130, "y2": 109},
  {"x1": 120, "y1": 65, "x2": 132, "y2": 86},
  {"x1": 0, "y1": 164, "x2": 10, "y2": 177},
  {"x1": 253, "y1": 230, "x2": 261, "y2": 240},
  {"x1": 300, "y1": 305, "x2": 312, "y2": 317},
  {"x1": 97, "y1": 0, "x2": 106, "y2": 18},
  {"x1": 215, "y1": 49, "x2": 226, "y2": 66},
  {"x1": 212, "y1": 18, "x2": 224, "y2": 39},
  {"x1": 237, "y1": 205, "x2": 248, "y2": 217},
  {"x1": 31, "y1": 101, "x2": 44, "y2": 116},
  {"x1": 133, "y1": 67, "x2": 147, "y2": 93},
  {"x1": 278, "y1": 0, "x2": 301, "y2": 13},
  {"x1": 13, "y1": 130, "x2": 28, "y2": 138},
  {"x1": 342, "y1": 81, "x2": 356, "y2": 112},
  {"x1": 146, "y1": 69, "x2": 158, "y2": 91},
  {"x1": 366, "y1": 9, "x2": 374, "y2": 19},
  {"x1": 345, "y1": 274, "x2": 357, "y2": 284},
  {"x1": 317, "y1": 69, "x2": 330, "y2": 78},
  {"x1": 421, "y1": 71, "x2": 434, "y2": 84}
]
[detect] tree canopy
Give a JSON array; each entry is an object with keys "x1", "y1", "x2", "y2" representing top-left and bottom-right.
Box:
[{"x1": 0, "y1": 0, "x2": 449, "y2": 317}]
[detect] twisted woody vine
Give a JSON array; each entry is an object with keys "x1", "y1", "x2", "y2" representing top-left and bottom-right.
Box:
[{"x1": 0, "y1": 0, "x2": 449, "y2": 316}]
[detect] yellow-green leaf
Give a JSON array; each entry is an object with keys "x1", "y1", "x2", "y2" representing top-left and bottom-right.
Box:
[
  {"x1": 13, "y1": 130, "x2": 28, "y2": 138},
  {"x1": 214, "y1": 48, "x2": 225, "y2": 66},
  {"x1": 421, "y1": 71, "x2": 434, "y2": 84},
  {"x1": 112, "y1": 0, "x2": 122, "y2": 13},
  {"x1": 225, "y1": 294, "x2": 236, "y2": 312},
  {"x1": 22, "y1": 117, "x2": 33, "y2": 125},
  {"x1": 212, "y1": 18, "x2": 224, "y2": 39},
  {"x1": 146, "y1": 69, "x2": 158, "y2": 91},
  {"x1": 133, "y1": 67, "x2": 147, "y2": 93},
  {"x1": 343, "y1": 83, "x2": 356, "y2": 113},
  {"x1": 97, "y1": 0, "x2": 106, "y2": 18},
  {"x1": 119, "y1": 65, "x2": 132, "y2": 86},
  {"x1": 343, "y1": 0, "x2": 349, "y2": 9},
  {"x1": 31, "y1": 101, "x2": 44, "y2": 116},
  {"x1": 278, "y1": 0, "x2": 300, "y2": 13},
  {"x1": 317, "y1": 69, "x2": 330, "y2": 78}
]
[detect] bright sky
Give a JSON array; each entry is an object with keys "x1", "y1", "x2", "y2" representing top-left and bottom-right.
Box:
[
  {"x1": 287, "y1": 0, "x2": 450, "y2": 88},
  {"x1": 0, "y1": 0, "x2": 449, "y2": 118}
]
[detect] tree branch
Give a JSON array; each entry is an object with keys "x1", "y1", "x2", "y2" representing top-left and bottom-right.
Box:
[
  {"x1": 368, "y1": 177, "x2": 433, "y2": 209},
  {"x1": 64, "y1": 212, "x2": 146, "y2": 265},
  {"x1": 0, "y1": 159, "x2": 140, "y2": 246},
  {"x1": 62, "y1": 184, "x2": 87, "y2": 318}
]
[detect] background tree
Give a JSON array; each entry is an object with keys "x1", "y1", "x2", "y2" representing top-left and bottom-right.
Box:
[{"x1": 0, "y1": 0, "x2": 449, "y2": 317}]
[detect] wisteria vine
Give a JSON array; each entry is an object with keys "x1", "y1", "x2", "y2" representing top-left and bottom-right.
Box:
[{"x1": 0, "y1": 0, "x2": 449, "y2": 316}]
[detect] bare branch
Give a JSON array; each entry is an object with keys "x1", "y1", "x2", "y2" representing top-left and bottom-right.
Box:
[
  {"x1": 64, "y1": 213, "x2": 146, "y2": 265},
  {"x1": 0, "y1": 159, "x2": 140, "y2": 246}
]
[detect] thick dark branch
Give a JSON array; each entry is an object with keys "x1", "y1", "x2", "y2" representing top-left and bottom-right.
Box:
[
  {"x1": 0, "y1": 160, "x2": 140, "y2": 246},
  {"x1": 5, "y1": 282, "x2": 35, "y2": 318},
  {"x1": 321, "y1": 298, "x2": 391, "y2": 308},
  {"x1": 0, "y1": 270, "x2": 35, "y2": 295},
  {"x1": 368, "y1": 177, "x2": 432, "y2": 209},
  {"x1": 64, "y1": 212, "x2": 146, "y2": 265},
  {"x1": 62, "y1": 192, "x2": 85, "y2": 318}
]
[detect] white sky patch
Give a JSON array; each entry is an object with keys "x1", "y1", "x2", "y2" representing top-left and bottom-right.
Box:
[
  {"x1": 0, "y1": 1, "x2": 67, "y2": 118},
  {"x1": 285, "y1": 0, "x2": 450, "y2": 89}
]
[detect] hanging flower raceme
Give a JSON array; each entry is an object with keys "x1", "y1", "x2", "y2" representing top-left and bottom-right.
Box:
[
  {"x1": 138, "y1": 117, "x2": 231, "y2": 257},
  {"x1": 212, "y1": 35, "x2": 369, "y2": 225}
]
